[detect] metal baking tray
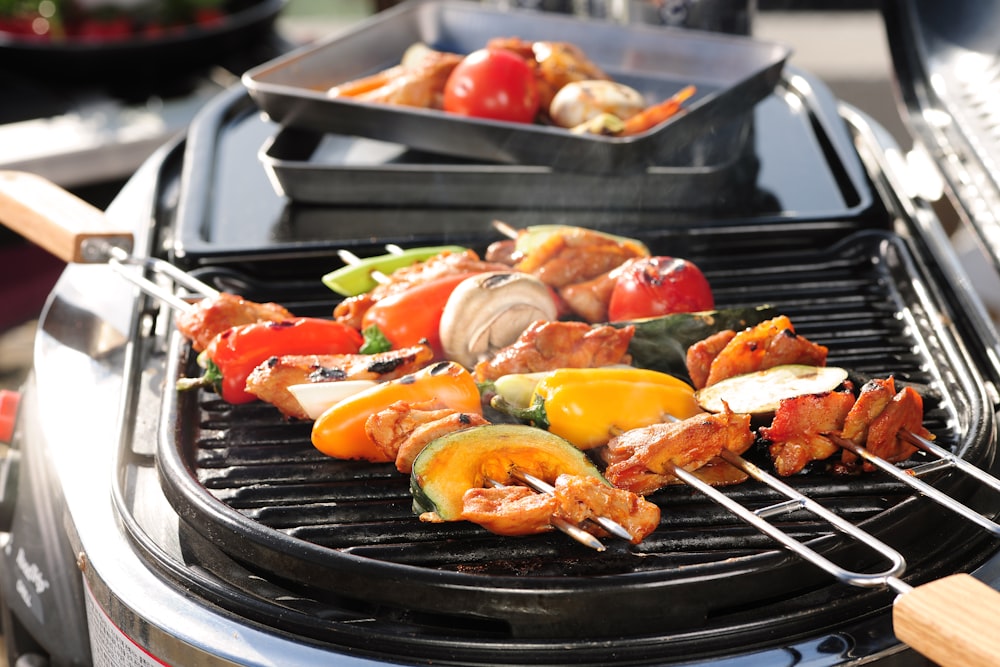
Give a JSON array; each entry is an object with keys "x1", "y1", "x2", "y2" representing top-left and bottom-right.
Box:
[
  {"x1": 242, "y1": 0, "x2": 790, "y2": 174},
  {"x1": 258, "y1": 123, "x2": 759, "y2": 209}
]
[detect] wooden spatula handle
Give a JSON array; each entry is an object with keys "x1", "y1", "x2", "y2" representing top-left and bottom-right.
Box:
[
  {"x1": 0, "y1": 170, "x2": 133, "y2": 264},
  {"x1": 894, "y1": 573, "x2": 1000, "y2": 667}
]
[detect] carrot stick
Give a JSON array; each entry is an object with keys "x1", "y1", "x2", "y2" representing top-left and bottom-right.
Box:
[
  {"x1": 621, "y1": 85, "x2": 697, "y2": 136},
  {"x1": 327, "y1": 66, "x2": 403, "y2": 98}
]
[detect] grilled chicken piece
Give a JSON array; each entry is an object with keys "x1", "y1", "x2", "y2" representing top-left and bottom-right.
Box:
[
  {"x1": 460, "y1": 474, "x2": 659, "y2": 543},
  {"x1": 558, "y1": 258, "x2": 641, "y2": 323},
  {"x1": 461, "y1": 485, "x2": 558, "y2": 536},
  {"x1": 366, "y1": 399, "x2": 489, "y2": 473},
  {"x1": 333, "y1": 249, "x2": 510, "y2": 329},
  {"x1": 760, "y1": 389, "x2": 856, "y2": 476},
  {"x1": 328, "y1": 48, "x2": 463, "y2": 109},
  {"x1": 175, "y1": 292, "x2": 293, "y2": 353},
  {"x1": 838, "y1": 385, "x2": 932, "y2": 473},
  {"x1": 603, "y1": 405, "x2": 755, "y2": 495},
  {"x1": 487, "y1": 37, "x2": 611, "y2": 113},
  {"x1": 840, "y1": 377, "x2": 896, "y2": 447},
  {"x1": 513, "y1": 227, "x2": 646, "y2": 289},
  {"x1": 473, "y1": 320, "x2": 634, "y2": 382},
  {"x1": 685, "y1": 330, "x2": 736, "y2": 390},
  {"x1": 866, "y1": 387, "x2": 930, "y2": 462},
  {"x1": 484, "y1": 239, "x2": 518, "y2": 266},
  {"x1": 552, "y1": 474, "x2": 660, "y2": 544},
  {"x1": 245, "y1": 344, "x2": 434, "y2": 420},
  {"x1": 686, "y1": 316, "x2": 828, "y2": 389}
]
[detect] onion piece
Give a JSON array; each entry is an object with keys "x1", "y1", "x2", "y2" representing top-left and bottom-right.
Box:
[
  {"x1": 287, "y1": 380, "x2": 378, "y2": 421},
  {"x1": 439, "y1": 271, "x2": 558, "y2": 369}
]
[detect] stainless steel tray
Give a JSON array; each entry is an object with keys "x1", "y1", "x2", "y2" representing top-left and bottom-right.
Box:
[
  {"x1": 258, "y1": 124, "x2": 759, "y2": 209},
  {"x1": 242, "y1": 0, "x2": 790, "y2": 174}
]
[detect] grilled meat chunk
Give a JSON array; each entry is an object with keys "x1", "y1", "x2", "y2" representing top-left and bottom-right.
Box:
[
  {"x1": 685, "y1": 329, "x2": 736, "y2": 390},
  {"x1": 840, "y1": 377, "x2": 896, "y2": 446},
  {"x1": 552, "y1": 474, "x2": 660, "y2": 544},
  {"x1": 866, "y1": 387, "x2": 930, "y2": 463},
  {"x1": 460, "y1": 485, "x2": 558, "y2": 536},
  {"x1": 603, "y1": 405, "x2": 755, "y2": 495},
  {"x1": 460, "y1": 474, "x2": 659, "y2": 544},
  {"x1": 366, "y1": 399, "x2": 489, "y2": 473},
  {"x1": 838, "y1": 384, "x2": 932, "y2": 473},
  {"x1": 686, "y1": 316, "x2": 828, "y2": 389},
  {"x1": 473, "y1": 320, "x2": 634, "y2": 382},
  {"x1": 512, "y1": 226, "x2": 646, "y2": 289},
  {"x1": 558, "y1": 258, "x2": 641, "y2": 323},
  {"x1": 245, "y1": 344, "x2": 434, "y2": 420},
  {"x1": 175, "y1": 292, "x2": 293, "y2": 353},
  {"x1": 760, "y1": 389, "x2": 856, "y2": 476}
]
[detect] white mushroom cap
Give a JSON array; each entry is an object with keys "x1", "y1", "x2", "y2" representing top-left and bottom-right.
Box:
[{"x1": 439, "y1": 271, "x2": 558, "y2": 369}]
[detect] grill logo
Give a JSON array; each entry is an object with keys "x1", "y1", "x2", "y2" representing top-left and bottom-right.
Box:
[{"x1": 15, "y1": 547, "x2": 50, "y2": 595}]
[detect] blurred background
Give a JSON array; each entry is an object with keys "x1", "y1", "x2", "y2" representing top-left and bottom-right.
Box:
[{"x1": 0, "y1": 0, "x2": 928, "y2": 392}]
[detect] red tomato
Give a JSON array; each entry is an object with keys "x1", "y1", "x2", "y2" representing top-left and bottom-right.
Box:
[
  {"x1": 361, "y1": 273, "x2": 481, "y2": 358},
  {"x1": 443, "y1": 48, "x2": 540, "y2": 124},
  {"x1": 607, "y1": 257, "x2": 714, "y2": 322}
]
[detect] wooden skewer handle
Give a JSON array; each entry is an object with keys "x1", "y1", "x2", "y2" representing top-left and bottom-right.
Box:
[
  {"x1": 894, "y1": 573, "x2": 1000, "y2": 667},
  {"x1": 0, "y1": 170, "x2": 133, "y2": 264}
]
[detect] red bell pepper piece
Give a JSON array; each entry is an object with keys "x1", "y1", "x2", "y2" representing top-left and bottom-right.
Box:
[
  {"x1": 360, "y1": 272, "x2": 481, "y2": 359},
  {"x1": 184, "y1": 317, "x2": 363, "y2": 404}
]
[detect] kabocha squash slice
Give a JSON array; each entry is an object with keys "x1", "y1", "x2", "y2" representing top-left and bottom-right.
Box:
[{"x1": 410, "y1": 424, "x2": 608, "y2": 521}]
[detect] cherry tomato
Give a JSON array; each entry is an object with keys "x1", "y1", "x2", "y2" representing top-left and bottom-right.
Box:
[
  {"x1": 443, "y1": 48, "x2": 540, "y2": 124},
  {"x1": 607, "y1": 257, "x2": 714, "y2": 322},
  {"x1": 361, "y1": 272, "x2": 482, "y2": 358}
]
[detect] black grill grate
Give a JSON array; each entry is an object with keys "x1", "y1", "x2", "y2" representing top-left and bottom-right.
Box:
[{"x1": 157, "y1": 228, "x2": 994, "y2": 650}]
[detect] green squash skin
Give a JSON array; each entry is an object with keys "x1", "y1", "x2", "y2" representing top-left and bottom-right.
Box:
[
  {"x1": 410, "y1": 424, "x2": 608, "y2": 520},
  {"x1": 611, "y1": 304, "x2": 779, "y2": 381}
]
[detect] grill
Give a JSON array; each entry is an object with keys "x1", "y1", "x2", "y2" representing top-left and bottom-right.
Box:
[
  {"x1": 149, "y1": 228, "x2": 998, "y2": 657},
  {"x1": 6, "y1": 2, "x2": 1000, "y2": 666}
]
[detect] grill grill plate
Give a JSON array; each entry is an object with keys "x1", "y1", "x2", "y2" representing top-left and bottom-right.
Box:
[{"x1": 156, "y1": 229, "x2": 995, "y2": 641}]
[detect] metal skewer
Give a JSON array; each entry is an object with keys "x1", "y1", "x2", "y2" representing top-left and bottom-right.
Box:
[
  {"x1": 485, "y1": 477, "x2": 606, "y2": 551},
  {"x1": 827, "y1": 431, "x2": 1000, "y2": 537},
  {"x1": 103, "y1": 243, "x2": 218, "y2": 313},
  {"x1": 668, "y1": 449, "x2": 909, "y2": 591}
]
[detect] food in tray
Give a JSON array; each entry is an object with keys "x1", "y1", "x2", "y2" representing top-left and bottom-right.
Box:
[
  {"x1": 171, "y1": 223, "x2": 936, "y2": 548},
  {"x1": 327, "y1": 37, "x2": 696, "y2": 137}
]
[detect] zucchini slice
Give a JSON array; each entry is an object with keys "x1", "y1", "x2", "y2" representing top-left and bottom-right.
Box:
[
  {"x1": 695, "y1": 364, "x2": 850, "y2": 415},
  {"x1": 410, "y1": 424, "x2": 607, "y2": 521}
]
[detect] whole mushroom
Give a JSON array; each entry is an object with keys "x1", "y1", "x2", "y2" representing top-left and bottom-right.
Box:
[{"x1": 439, "y1": 272, "x2": 558, "y2": 369}]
